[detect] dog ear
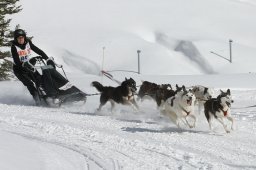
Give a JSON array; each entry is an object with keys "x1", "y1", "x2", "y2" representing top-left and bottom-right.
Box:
[
  {"x1": 227, "y1": 89, "x2": 231, "y2": 95},
  {"x1": 167, "y1": 84, "x2": 172, "y2": 90},
  {"x1": 204, "y1": 88, "x2": 208, "y2": 94},
  {"x1": 220, "y1": 89, "x2": 224, "y2": 93},
  {"x1": 191, "y1": 86, "x2": 196, "y2": 92},
  {"x1": 182, "y1": 85, "x2": 186, "y2": 92},
  {"x1": 125, "y1": 77, "x2": 128, "y2": 81}
]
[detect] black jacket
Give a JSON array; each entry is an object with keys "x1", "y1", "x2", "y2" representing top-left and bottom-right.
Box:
[{"x1": 11, "y1": 39, "x2": 49, "y2": 69}]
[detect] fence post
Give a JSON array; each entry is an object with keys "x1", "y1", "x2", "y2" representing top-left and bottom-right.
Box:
[{"x1": 101, "y1": 47, "x2": 106, "y2": 83}]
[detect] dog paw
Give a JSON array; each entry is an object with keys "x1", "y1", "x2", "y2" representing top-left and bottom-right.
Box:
[{"x1": 188, "y1": 123, "x2": 195, "y2": 128}]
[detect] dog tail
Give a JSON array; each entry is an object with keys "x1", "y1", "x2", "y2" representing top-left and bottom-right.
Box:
[{"x1": 91, "y1": 81, "x2": 104, "y2": 92}]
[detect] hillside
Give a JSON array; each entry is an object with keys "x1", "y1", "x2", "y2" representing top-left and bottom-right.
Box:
[{"x1": 10, "y1": 0, "x2": 256, "y2": 75}]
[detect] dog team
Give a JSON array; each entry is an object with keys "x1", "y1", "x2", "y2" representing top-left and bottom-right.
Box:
[{"x1": 91, "y1": 77, "x2": 234, "y2": 133}]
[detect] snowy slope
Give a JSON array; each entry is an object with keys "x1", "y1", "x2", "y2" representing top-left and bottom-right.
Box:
[{"x1": 11, "y1": 0, "x2": 256, "y2": 75}]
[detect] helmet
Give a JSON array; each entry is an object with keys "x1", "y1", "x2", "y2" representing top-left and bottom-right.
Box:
[{"x1": 14, "y1": 29, "x2": 26, "y2": 40}]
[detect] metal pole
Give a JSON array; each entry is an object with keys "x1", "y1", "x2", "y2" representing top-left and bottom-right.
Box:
[
  {"x1": 101, "y1": 47, "x2": 105, "y2": 83},
  {"x1": 229, "y1": 39, "x2": 232, "y2": 63},
  {"x1": 102, "y1": 47, "x2": 105, "y2": 71},
  {"x1": 137, "y1": 50, "x2": 141, "y2": 74}
]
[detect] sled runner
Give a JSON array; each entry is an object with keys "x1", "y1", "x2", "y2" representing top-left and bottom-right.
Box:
[{"x1": 24, "y1": 56, "x2": 87, "y2": 107}]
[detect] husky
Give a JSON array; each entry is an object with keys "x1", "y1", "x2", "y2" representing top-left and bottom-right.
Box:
[
  {"x1": 155, "y1": 84, "x2": 183, "y2": 107},
  {"x1": 137, "y1": 81, "x2": 159, "y2": 101},
  {"x1": 192, "y1": 85, "x2": 214, "y2": 102},
  {"x1": 191, "y1": 85, "x2": 214, "y2": 114},
  {"x1": 91, "y1": 78, "x2": 139, "y2": 112},
  {"x1": 137, "y1": 81, "x2": 182, "y2": 107},
  {"x1": 160, "y1": 86, "x2": 196, "y2": 128},
  {"x1": 192, "y1": 85, "x2": 213, "y2": 102},
  {"x1": 204, "y1": 89, "x2": 234, "y2": 133}
]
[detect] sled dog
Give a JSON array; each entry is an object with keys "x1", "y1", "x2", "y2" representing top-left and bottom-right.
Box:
[
  {"x1": 137, "y1": 81, "x2": 160, "y2": 101},
  {"x1": 155, "y1": 84, "x2": 183, "y2": 107},
  {"x1": 191, "y1": 85, "x2": 214, "y2": 103},
  {"x1": 191, "y1": 85, "x2": 214, "y2": 114},
  {"x1": 204, "y1": 89, "x2": 234, "y2": 133},
  {"x1": 91, "y1": 78, "x2": 138, "y2": 111},
  {"x1": 137, "y1": 81, "x2": 183, "y2": 107},
  {"x1": 160, "y1": 86, "x2": 196, "y2": 128}
]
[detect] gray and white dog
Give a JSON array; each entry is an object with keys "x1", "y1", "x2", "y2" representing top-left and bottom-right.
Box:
[{"x1": 191, "y1": 85, "x2": 214, "y2": 114}]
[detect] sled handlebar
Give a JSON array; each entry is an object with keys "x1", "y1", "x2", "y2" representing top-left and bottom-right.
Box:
[
  {"x1": 22, "y1": 58, "x2": 37, "y2": 72},
  {"x1": 46, "y1": 57, "x2": 63, "y2": 68},
  {"x1": 22, "y1": 56, "x2": 64, "y2": 72},
  {"x1": 22, "y1": 56, "x2": 47, "y2": 72}
]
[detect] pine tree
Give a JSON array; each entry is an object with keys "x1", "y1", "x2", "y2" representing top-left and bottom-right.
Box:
[{"x1": 0, "y1": 0, "x2": 22, "y2": 80}]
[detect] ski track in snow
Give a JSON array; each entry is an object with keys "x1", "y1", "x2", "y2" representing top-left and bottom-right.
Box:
[{"x1": 1, "y1": 89, "x2": 256, "y2": 169}]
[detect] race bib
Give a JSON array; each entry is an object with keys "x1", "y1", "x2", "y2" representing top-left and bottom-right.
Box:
[{"x1": 15, "y1": 43, "x2": 32, "y2": 63}]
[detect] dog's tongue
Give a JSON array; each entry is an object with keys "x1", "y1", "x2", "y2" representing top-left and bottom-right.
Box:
[{"x1": 187, "y1": 100, "x2": 192, "y2": 105}]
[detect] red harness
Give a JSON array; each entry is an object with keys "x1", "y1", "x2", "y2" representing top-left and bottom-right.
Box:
[{"x1": 221, "y1": 109, "x2": 228, "y2": 117}]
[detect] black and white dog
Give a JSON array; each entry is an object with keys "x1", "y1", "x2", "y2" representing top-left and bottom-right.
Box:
[
  {"x1": 160, "y1": 86, "x2": 196, "y2": 128},
  {"x1": 91, "y1": 78, "x2": 139, "y2": 112},
  {"x1": 204, "y1": 89, "x2": 234, "y2": 133}
]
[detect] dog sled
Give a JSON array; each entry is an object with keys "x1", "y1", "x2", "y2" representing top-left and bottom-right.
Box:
[{"x1": 24, "y1": 56, "x2": 87, "y2": 107}]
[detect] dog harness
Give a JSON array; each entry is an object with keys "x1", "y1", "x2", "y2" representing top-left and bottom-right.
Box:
[
  {"x1": 221, "y1": 109, "x2": 228, "y2": 117},
  {"x1": 197, "y1": 97, "x2": 207, "y2": 102},
  {"x1": 128, "y1": 95, "x2": 133, "y2": 100}
]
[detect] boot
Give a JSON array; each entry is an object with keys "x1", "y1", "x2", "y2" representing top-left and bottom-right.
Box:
[
  {"x1": 45, "y1": 96, "x2": 60, "y2": 107},
  {"x1": 33, "y1": 92, "x2": 41, "y2": 106}
]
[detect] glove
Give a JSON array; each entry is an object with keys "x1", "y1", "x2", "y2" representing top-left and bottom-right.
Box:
[{"x1": 47, "y1": 59, "x2": 56, "y2": 69}]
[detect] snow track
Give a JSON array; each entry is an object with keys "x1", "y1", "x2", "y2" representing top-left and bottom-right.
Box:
[
  {"x1": 0, "y1": 105, "x2": 120, "y2": 170},
  {"x1": 1, "y1": 88, "x2": 256, "y2": 170}
]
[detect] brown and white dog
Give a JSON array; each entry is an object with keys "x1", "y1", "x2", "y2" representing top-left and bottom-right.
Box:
[
  {"x1": 155, "y1": 84, "x2": 183, "y2": 107},
  {"x1": 137, "y1": 81, "x2": 159, "y2": 102},
  {"x1": 160, "y1": 86, "x2": 196, "y2": 128},
  {"x1": 137, "y1": 81, "x2": 182, "y2": 108}
]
